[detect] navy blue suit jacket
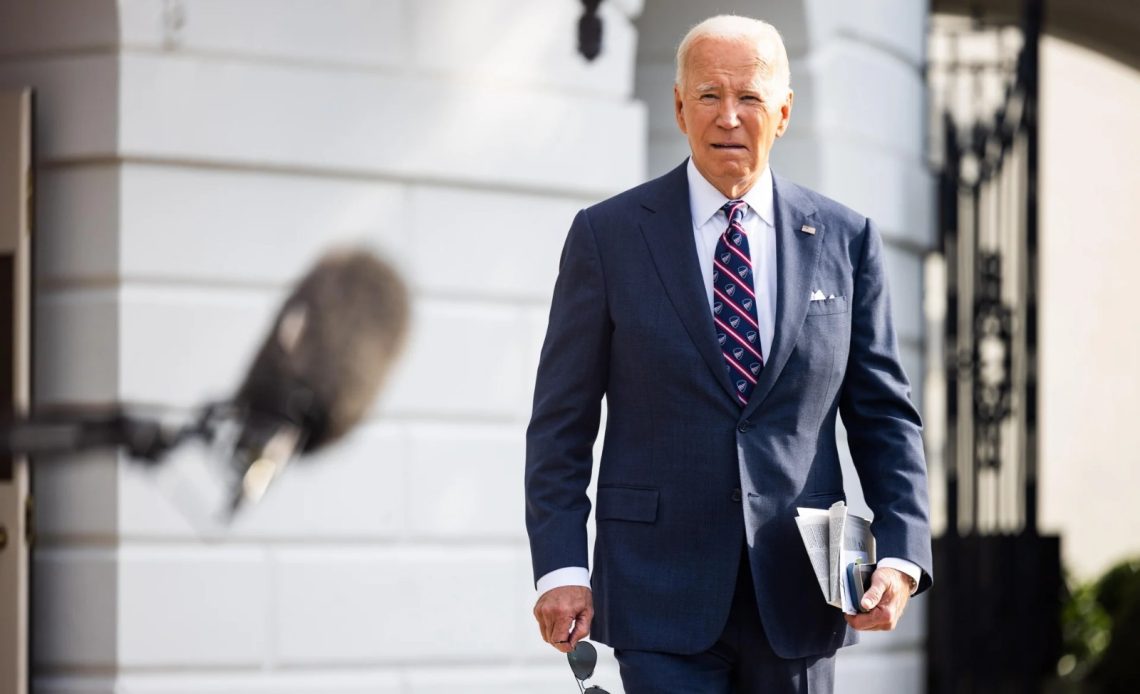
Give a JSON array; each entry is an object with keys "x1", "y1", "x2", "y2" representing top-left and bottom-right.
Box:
[{"x1": 525, "y1": 161, "x2": 933, "y2": 659}]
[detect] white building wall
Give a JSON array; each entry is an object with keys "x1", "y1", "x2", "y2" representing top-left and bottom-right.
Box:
[
  {"x1": 634, "y1": 1, "x2": 932, "y2": 692},
  {"x1": 1038, "y1": 36, "x2": 1140, "y2": 580},
  {"x1": 1, "y1": 1, "x2": 644, "y2": 692}
]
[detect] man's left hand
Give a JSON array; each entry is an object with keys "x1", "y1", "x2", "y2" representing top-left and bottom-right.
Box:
[{"x1": 844, "y1": 566, "x2": 913, "y2": 631}]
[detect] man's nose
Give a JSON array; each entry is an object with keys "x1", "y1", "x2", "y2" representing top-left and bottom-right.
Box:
[{"x1": 716, "y1": 100, "x2": 741, "y2": 128}]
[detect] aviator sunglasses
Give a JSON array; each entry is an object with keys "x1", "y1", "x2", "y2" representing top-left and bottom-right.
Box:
[{"x1": 567, "y1": 640, "x2": 611, "y2": 693}]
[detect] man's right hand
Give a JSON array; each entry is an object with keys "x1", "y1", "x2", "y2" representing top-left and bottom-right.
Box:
[{"x1": 533, "y1": 585, "x2": 593, "y2": 653}]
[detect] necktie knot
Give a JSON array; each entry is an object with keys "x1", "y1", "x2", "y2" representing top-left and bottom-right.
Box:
[{"x1": 722, "y1": 200, "x2": 747, "y2": 226}]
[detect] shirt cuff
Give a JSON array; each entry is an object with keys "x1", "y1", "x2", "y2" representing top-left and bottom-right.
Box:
[
  {"x1": 878, "y1": 557, "x2": 921, "y2": 594},
  {"x1": 536, "y1": 566, "x2": 591, "y2": 596}
]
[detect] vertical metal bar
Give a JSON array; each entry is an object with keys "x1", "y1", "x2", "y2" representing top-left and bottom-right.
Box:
[
  {"x1": 996, "y1": 99, "x2": 1010, "y2": 532},
  {"x1": 0, "y1": 254, "x2": 11, "y2": 482},
  {"x1": 1000, "y1": 150, "x2": 1016, "y2": 532},
  {"x1": 1021, "y1": 132, "x2": 1030, "y2": 533},
  {"x1": 1021, "y1": 0, "x2": 1044, "y2": 535},
  {"x1": 961, "y1": 188, "x2": 974, "y2": 535},
  {"x1": 942, "y1": 113, "x2": 960, "y2": 537},
  {"x1": 970, "y1": 171, "x2": 982, "y2": 533},
  {"x1": 0, "y1": 87, "x2": 33, "y2": 694},
  {"x1": 1022, "y1": 0, "x2": 1041, "y2": 535}
]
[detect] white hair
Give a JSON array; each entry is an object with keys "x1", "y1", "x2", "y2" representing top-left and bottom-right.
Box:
[{"x1": 675, "y1": 15, "x2": 791, "y2": 105}]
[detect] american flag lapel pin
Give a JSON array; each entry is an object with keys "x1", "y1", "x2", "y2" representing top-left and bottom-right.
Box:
[{"x1": 800, "y1": 224, "x2": 816, "y2": 235}]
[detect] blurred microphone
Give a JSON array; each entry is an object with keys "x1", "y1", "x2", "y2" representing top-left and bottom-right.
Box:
[
  {"x1": 0, "y1": 246, "x2": 410, "y2": 527},
  {"x1": 224, "y1": 247, "x2": 409, "y2": 513}
]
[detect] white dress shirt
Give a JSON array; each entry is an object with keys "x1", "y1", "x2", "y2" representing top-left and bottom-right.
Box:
[
  {"x1": 536, "y1": 161, "x2": 920, "y2": 598},
  {"x1": 687, "y1": 159, "x2": 777, "y2": 358}
]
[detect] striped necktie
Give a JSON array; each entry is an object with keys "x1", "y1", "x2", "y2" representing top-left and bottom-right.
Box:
[{"x1": 712, "y1": 200, "x2": 764, "y2": 406}]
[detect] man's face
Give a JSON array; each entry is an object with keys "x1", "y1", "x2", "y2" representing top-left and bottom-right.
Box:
[{"x1": 674, "y1": 36, "x2": 793, "y2": 199}]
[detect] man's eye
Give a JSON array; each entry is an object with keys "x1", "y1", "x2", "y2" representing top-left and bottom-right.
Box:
[
  {"x1": 699, "y1": 94, "x2": 718, "y2": 101},
  {"x1": 741, "y1": 95, "x2": 761, "y2": 103}
]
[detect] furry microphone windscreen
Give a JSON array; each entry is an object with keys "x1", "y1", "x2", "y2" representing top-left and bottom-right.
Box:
[{"x1": 234, "y1": 248, "x2": 410, "y2": 452}]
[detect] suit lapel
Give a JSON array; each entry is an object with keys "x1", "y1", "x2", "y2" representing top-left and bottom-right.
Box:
[
  {"x1": 638, "y1": 164, "x2": 739, "y2": 401},
  {"x1": 742, "y1": 175, "x2": 823, "y2": 418}
]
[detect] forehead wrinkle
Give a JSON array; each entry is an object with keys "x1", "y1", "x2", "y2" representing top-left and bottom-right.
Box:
[
  {"x1": 682, "y1": 42, "x2": 777, "y2": 92},
  {"x1": 686, "y1": 73, "x2": 768, "y2": 94}
]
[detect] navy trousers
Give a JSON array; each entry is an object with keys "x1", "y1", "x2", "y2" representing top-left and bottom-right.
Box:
[{"x1": 614, "y1": 549, "x2": 836, "y2": 694}]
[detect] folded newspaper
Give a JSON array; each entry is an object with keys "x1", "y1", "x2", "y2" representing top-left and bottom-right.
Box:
[{"x1": 795, "y1": 501, "x2": 876, "y2": 614}]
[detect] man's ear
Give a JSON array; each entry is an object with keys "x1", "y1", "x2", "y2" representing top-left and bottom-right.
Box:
[
  {"x1": 776, "y1": 90, "x2": 794, "y2": 137},
  {"x1": 674, "y1": 84, "x2": 688, "y2": 135}
]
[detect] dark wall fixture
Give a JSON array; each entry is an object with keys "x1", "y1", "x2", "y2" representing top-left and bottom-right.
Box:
[{"x1": 578, "y1": 0, "x2": 603, "y2": 61}]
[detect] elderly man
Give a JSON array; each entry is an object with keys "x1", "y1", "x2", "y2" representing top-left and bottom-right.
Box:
[{"x1": 525, "y1": 14, "x2": 932, "y2": 693}]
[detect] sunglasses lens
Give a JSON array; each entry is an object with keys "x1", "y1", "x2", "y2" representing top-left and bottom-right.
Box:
[
  {"x1": 583, "y1": 687, "x2": 610, "y2": 694},
  {"x1": 567, "y1": 638, "x2": 601, "y2": 674},
  {"x1": 567, "y1": 640, "x2": 598, "y2": 680}
]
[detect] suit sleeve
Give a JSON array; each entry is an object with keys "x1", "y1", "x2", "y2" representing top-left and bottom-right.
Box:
[
  {"x1": 839, "y1": 218, "x2": 934, "y2": 593},
  {"x1": 525, "y1": 208, "x2": 612, "y2": 585}
]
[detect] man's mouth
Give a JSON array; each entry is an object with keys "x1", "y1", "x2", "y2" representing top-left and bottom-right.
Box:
[{"x1": 712, "y1": 143, "x2": 747, "y2": 150}]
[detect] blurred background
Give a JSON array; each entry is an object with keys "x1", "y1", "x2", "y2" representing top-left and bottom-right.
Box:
[{"x1": 0, "y1": 1, "x2": 1137, "y2": 693}]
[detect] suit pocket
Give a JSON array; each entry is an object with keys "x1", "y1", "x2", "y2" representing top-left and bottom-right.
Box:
[
  {"x1": 596, "y1": 486, "x2": 659, "y2": 523},
  {"x1": 806, "y1": 296, "x2": 848, "y2": 316},
  {"x1": 804, "y1": 489, "x2": 845, "y2": 501},
  {"x1": 798, "y1": 489, "x2": 846, "y2": 509}
]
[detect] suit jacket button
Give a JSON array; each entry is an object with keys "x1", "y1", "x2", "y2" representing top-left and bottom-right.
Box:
[
  {"x1": 731, "y1": 488, "x2": 742, "y2": 502},
  {"x1": 737, "y1": 421, "x2": 752, "y2": 433}
]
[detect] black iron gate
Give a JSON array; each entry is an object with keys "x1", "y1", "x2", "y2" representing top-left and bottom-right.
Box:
[{"x1": 927, "y1": 1, "x2": 1063, "y2": 692}]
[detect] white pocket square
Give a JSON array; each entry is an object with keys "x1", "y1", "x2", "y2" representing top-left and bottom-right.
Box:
[{"x1": 810, "y1": 290, "x2": 837, "y2": 302}]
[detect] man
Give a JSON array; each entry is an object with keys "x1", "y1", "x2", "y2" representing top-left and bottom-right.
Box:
[{"x1": 525, "y1": 14, "x2": 932, "y2": 693}]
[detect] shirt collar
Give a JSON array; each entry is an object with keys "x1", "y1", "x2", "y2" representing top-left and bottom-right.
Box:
[{"x1": 686, "y1": 158, "x2": 775, "y2": 229}]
